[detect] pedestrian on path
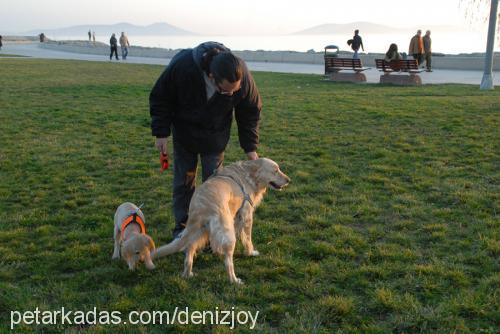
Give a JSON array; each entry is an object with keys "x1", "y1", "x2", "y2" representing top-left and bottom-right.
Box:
[
  {"x1": 119, "y1": 32, "x2": 130, "y2": 60},
  {"x1": 409, "y1": 30, "x2": 424, "y2": 66},
  {"x1": 423, "y1": 30, "x2": 432, "y2": 72},
  {"x1": 109, "y1": 33, "x2": 119, "y2": 60},
  {"x1": 350, "y1": 29, "x2": 364, "y2": 59}
]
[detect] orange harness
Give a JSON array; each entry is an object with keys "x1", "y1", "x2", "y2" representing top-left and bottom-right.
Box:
[{"x1": 121, "y1": 213, "x2": 146, "y2": 235}]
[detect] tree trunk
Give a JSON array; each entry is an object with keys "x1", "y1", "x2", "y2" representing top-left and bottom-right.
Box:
[{"x1": 480, "y1": 0, "x2": 498, "y2": 90}]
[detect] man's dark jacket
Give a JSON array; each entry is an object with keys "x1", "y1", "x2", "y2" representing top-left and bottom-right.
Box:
[
  {"x1": 352, "y1": 35, "x2": 362, "y2": 50},
  {"x1": 149, "y1": 42, "x2": 262, "y2": 154}
]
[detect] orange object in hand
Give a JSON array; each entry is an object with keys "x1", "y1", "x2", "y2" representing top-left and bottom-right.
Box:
[{"x1": 160, "y1": 153, "x2": 169, "y2": 172}]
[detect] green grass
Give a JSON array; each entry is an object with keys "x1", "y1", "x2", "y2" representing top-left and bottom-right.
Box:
[{"x1": 0, "y1": 58, "x2": 498, "y2": 333}]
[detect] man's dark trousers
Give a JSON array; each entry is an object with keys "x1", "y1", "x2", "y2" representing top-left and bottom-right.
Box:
[{"x1": 172, "y1": 141, "x2": 224, "y2": 236}]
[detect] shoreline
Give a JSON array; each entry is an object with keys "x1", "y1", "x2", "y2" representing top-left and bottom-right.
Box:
[{"x1": 3, "y1": 36, "x2": 500, "y2": 71}]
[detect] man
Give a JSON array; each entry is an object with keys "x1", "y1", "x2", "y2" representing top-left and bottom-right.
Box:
[
  {"x1": 88, "y1": 29, "x2": 91, "y2": 41},
  {"x1": 409, "y1": 30, "x2": 424, "y2": 66},
  {"x1": 109, "y1": 33, "x2": 119, "y2": 60},
  {"x1": 423, "y1": 30, "x2": 432, "y2": 72},
  {"x1": 119, "y1": 32, "x2": 130, "y2": 60},
  {"x1": 351, "y1": 30, "x2": 364, "y2": 59},
  {"x1": 150, "y1": 42, "x2": 262, "y2": 238}
]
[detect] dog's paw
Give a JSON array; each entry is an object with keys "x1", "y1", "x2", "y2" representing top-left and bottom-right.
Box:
[
  {"x1": 250, "y1": 250, "x2": 260, "y2": 256},
  {"x1": 233, "y1": 278, "x2": 244, "y2": 285},
  {"x1": 182, "y1": 272, "x2": 194, "y2": 278}
]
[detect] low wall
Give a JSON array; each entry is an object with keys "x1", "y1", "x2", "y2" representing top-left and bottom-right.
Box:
[
  {"x1": 358, "y1": 54, "x2": 500, "y2": 71},
  {"x1": 38, "y1": 41, "x2": 500, "y2": 71}
]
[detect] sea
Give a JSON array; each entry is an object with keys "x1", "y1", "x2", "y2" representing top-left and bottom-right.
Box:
[{"x1": 46, "y1": 31, "x2": 496, "y2": 55}]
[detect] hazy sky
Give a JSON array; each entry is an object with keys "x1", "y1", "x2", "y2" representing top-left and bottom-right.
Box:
[{"x1": 0, "y1": 0, "x2": 489, "y2": 34}]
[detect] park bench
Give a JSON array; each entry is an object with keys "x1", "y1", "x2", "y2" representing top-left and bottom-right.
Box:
[
  {"x1": 324, "y1": 57, "x2": 369, "y2": 83},
  {"x1": 374, "y1": 59, "x2": 423, "y2": 85},
  {"x1": 325, "y1": 57, "x2": 369, "y2": 74}
]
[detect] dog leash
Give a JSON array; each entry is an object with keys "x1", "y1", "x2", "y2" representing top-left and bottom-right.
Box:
[
  {"x1": 210, "y1": 170, "x2": 254, "y2": 208},
  {"x1": 136, "y1": 203, "x2": 144, "y2": 212}
]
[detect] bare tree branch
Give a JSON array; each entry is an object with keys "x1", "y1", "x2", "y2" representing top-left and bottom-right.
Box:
[{"x1": 460, "y1": 0, "x2": 499, "y2": 45}]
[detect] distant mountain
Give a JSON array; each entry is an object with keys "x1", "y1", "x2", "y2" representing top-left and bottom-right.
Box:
[
  {"x1": 293, "y1": 21, "x2": 464, "y2": 35},
  {"x1": 24, "y1": 22, "x2": 196, "y2": 36},
  {"x1": 294, "y1": 22, "x2": 398, "y2": 35}
]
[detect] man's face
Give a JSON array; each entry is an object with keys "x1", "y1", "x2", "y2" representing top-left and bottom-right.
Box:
[{"x1": 215, "y1": 78, "x2": 241, "y2": 96}]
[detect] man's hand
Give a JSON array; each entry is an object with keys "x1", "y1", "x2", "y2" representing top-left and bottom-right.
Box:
[
  {"x1": 155, "y1": 137, "x2": 168, "y2": 155},
  {"x1": 246, "y1": 151, "x2": 258, "y2": 160}
]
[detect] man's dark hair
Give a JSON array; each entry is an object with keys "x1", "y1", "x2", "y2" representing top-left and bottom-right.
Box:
[{"x1": 209, "y1": 52, "x2": 244, "y2": 84}]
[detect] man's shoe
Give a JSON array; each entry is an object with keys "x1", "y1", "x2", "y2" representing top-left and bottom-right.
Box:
[
  {"x1": 172, "y1": 228, "x2": 184, "y2": 239},
  {"x1": 172, "y1": 221, "x2": 186, "y2": 239}
]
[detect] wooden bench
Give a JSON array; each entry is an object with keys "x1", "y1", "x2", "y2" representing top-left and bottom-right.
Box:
[
  {"x1": 374, "y1": 59, "x2": 423, "y2": 85},
  {"x1": 324, "y1": 57, "x2": 369, "y2": 83}
]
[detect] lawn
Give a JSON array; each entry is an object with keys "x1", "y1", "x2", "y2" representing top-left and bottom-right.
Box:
[{"x1": 0, "y1": 58, "x2": 498, "y2": 333}]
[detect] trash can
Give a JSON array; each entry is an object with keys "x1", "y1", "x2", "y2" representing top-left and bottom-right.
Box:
[{"x1": 324, "y1": 45, "x2": 339, "y2": 75}]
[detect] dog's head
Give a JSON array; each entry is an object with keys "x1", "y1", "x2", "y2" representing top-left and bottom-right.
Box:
[
  {"x1": 248, "y1": 158, "x2": 290, "y2": 191},
  {"x1": 121, "y1": 234, "x2": 156, "y2": 270}
]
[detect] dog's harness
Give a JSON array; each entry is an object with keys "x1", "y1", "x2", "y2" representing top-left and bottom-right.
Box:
[
  {"x1": 121, "y1": 213, "x2": 146, "y2": 235},
  {"x1": 118, "y1": 212, "x2": 146, "y2": 258},
  {"x1": 210, "y1": 170, "x2": 254, "y2": 209}
]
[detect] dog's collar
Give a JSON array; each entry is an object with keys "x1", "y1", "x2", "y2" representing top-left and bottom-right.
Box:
[
  {"x1": 212, "y1": 172, "x2": 254, "y2": 208},
  {"x1": 121, "y1": 213, "x2": 146, "y2": 235}
]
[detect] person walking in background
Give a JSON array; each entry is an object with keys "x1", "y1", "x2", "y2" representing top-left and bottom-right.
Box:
[
  {"x1": 149, "y1": 41, "x2": 262, "y2": 239},
  {"x1": 119, "y1": 32, "x2": 130, "y2": 60},
  {"x1": 409, "y1": 30, "x2": 424, "y2": 66},
  {"x1": 351, "y1": 29, "x2": 364, "y2": 59},
  {"x1": 0, "y1": 35, "x2": 3, "y2": 51},
  {"x1": 92, "y1": 31, "x2": 96, "y2": 44},
  {"x1": 109, "y1": 33, "x2": 119, "y2": 60},
  {"x1": 423, "y1": 30, "x2": 432, "y2": 72},
  {"x1": 88, "y1": 29, "x2": 91, "y2": 41}
]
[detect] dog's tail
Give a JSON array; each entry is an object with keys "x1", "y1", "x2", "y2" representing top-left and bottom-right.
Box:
[
  {"x1": 151, "y1": 235, "x2": 187, "y2": 259},
  {"x1": 152, "y1": 215, "x2": 211, "y2": 260},
  {"x1": 152, "y1": 223, "x2": 209, "y2": 259}
]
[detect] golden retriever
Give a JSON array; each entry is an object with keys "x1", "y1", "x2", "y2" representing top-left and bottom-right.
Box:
[
  {"x1": 152, "y1": 158, "x2": 290, "y2": 284},
  {"x1": 112, "y1": 202, "x2": 156, "y2": 270}
]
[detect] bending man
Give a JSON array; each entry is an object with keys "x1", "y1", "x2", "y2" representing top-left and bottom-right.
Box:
[{"x1": 150, "y1": 41, "x2": 262, "y2": 238}]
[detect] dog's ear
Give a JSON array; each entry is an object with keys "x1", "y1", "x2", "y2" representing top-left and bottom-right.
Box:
[
  {"x1": 247, "y1": 159, "x2": 261, "y2": 179},
  {"x1": 147, "y1": 235, "x2": 156, "y2": 251}
]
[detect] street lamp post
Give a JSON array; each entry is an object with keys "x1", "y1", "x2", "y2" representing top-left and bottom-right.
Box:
[{"x1": 480, "y1": 0, "x2": 498, "y2": 90}]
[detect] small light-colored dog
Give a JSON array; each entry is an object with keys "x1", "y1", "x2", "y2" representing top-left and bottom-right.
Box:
[
  {"x1": 112, "y1": 202, "x2": 156, "y2": 270},
  {"x1": 152, "y1": 158, "x2": 290, "y2": 284}
]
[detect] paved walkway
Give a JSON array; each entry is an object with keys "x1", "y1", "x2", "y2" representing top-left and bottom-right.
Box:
[{"x1": 2, "y1": 43, "x2": 499, "y2": 85}]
